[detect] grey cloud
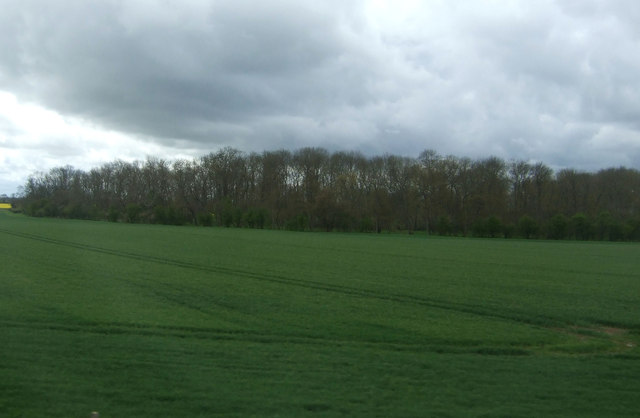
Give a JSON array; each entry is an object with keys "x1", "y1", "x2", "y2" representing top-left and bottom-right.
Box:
[
  {"x1": 1, "y1": 0, "x2": 639, "y2": 172},
  {"x1": 1, "y1": 1, "x2": 375, "y2": 143}
]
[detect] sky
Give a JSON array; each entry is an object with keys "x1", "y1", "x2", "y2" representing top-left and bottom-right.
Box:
[{"x1": 1, "y1": 0, "x2": 640, "y2": 195}]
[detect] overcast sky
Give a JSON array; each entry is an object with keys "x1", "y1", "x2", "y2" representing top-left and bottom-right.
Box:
[{"x1": 2, "y1": 0, "x2": 640, "y2": 195}]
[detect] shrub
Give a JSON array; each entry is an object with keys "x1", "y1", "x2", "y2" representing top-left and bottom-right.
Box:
[
  {"x1": 518, "y1": 215, "x2": 539, "y2": 239},
  {"x1": 358, "y1": 217, "x2": 375, "y2": 233},
  {"x1": 108, "y1": 206, "x2": 120, "y2": 222},
  {"x1": 548, "y1": 214, "x2": 569, "y2": 240},
  {"x1": 436, "y1": 215, "x2": 453, "y2": 236},
  {"x1": 471, "y1": 219, "x2": 488, "y2": 237},
  {"x1": 126, "y1": 203, "x2": 142, "y2": 223},
  {"x1": 625, "y1": 218, "x2": 640, "y2": 241},
  {"x1": 486, "y1": 216, "x2": 503, "y2": 238},
  {"x1": 197, "y1": 212, "x2": 214, "y2": 226},
  {"x1": 571, "y1": 213, "x2": 592, "y2": 240},
  {"x1": 286, "y1": 214, "x2": 308, "y2": 231}
]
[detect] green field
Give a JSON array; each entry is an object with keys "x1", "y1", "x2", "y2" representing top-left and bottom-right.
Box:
[{"x1": 1, "y1": 211, "x2": 639, "y2": 417}]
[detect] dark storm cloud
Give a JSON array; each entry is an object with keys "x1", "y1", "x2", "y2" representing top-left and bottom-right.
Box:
[
  {"x1": 1, "y1": 0, "x2": 640, "y2": 174},
  {"x1": 1, "y1": 0, "x2": 377, "y2": 145}
]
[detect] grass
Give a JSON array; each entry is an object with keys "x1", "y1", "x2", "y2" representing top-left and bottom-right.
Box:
[{"x1": 1, "y1": 211, "x2": 639, "y2": 417}]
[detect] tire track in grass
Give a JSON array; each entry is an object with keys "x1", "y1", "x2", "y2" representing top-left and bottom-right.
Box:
[
  {"x1": 0, "y1": 228, "x2": 568, "y2": 329},
  {"x1": 5, "y1": 317, "x2": 634, "y2": 357},
  {"x1": 0, "y1": 319, "x2": 530, "y2": 356},
  {"x1": 114, "y1": 275, "x2": 277, "y2": 331}
]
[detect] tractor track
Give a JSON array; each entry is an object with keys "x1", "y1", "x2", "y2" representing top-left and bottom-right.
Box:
[
  {"x1": 0, "y1": 318, "x2": 530, "y2": 356},
  {"x1": 1, "y1": 227, "x2": 568, "y2": 329}
]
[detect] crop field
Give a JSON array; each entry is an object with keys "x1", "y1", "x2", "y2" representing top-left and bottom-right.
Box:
[{"x1": 1, "y1": 211, "x2": 639, "y2": 417}]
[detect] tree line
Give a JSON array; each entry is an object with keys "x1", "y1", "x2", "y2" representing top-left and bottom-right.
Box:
[{"x1": 18, "y1": 147, "x2": 640, "y2": 241}]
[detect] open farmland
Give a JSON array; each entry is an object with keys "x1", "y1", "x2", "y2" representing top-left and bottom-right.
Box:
[{"x1": 1, "y1": 211, "x2": 639, "y2": 417}]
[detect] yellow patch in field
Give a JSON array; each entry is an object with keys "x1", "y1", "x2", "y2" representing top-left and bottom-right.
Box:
[{"x1": 0, "y1": 203, "x2": 12, "y2": 209}]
